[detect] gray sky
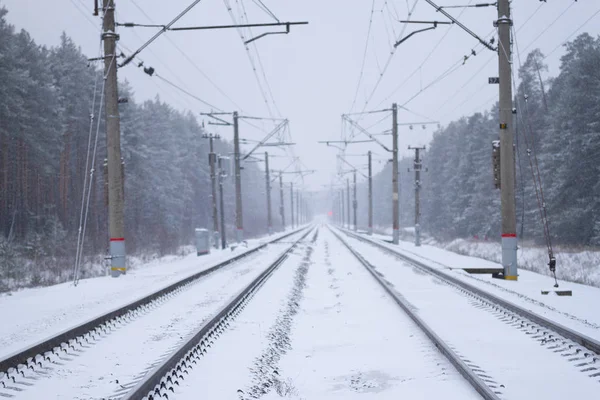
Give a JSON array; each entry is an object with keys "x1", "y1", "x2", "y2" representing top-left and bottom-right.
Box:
[{"x1": 3, "y1": 0, "x2": 600, "y2": 190}]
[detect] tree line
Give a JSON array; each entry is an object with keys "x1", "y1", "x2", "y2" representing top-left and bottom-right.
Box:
[
  {"x1": 358, "y1": 33, "x2": 600, "y2": 247},
  {"x1": 0, "y1": 6, "x2": 282, "y2": 290}
]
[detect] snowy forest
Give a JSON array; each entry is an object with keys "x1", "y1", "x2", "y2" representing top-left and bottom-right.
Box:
[
  {"x1": 0, "y1": 7, "x2": 279, "y2": 290},
  {"x1": 361, "y1": 33, "x2": 600, "y2": 246}
]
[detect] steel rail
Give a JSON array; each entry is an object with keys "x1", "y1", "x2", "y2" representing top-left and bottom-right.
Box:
[
  {"x1": 328, "y1": 227, "x2": 501, "y2": 400},
  {"x1": 340, "y1": 228, "x2": 600, "y2": 356},
  {"x1": 122, "y1": 226, "x2": 315, "y2": 399},
  {"x1": 0, "y1": 227, "x2": 309, "y2": 378}
]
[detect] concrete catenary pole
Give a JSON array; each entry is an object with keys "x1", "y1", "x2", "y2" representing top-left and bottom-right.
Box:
[
  {"x1": 217, "y1": 156, "x2": 227, "y2": 249},
  {"x1": 204, "y1": 134, "x2": 220, "y2": 248},
  {"x1": 233, "y1": 111, "x2": 243, "y2": 243},
  {"x1": 102, "y1": 0, "x2": 126, "y2": 277},
  {"x1": 297, "y1": 190, "x2": 301, "y2": 226},
  {"x1": 346, "y1": 178, "x2": 350, "y2": 229},
  {"x1": 392, "y1": 103, "x2": 399, "y2": 244},
  {"x1": 497, "y1": 0, "x2": 518, "y2": 280},
  {"x1": 368, "y1": 151, "x2": 373, "y2": 235},
  {"x1": 340, "y1": 189, "x2": 345, "y2": 228},
  {"x1": 353, "y1": 170, "x2": 357, "y2": 232},
  {"x1": 290, "y1": 183, "x2": 295, "y2": 229},
  {"x1": 264, "y1": 152, "x2": 272, "y2": 234},
  {"x1": 279, "y1": 173, "x2": 285, "y2": 230},
  {"x1": 410, "y1": 146, "x2": 426, "y2": 247}
]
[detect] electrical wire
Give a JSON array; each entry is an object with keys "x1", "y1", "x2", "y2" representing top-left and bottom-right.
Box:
[
  {"x1": 74, "y1": 52, "x2": 115, "y2": 285},
  {"x1": 222, "y1": 0, "x2": 275, "y2": 118},
  {"x1": 433, "y1": 2, "x2": 547, "y2": 119},
  {"x1": 251, "y1": 0, "x2": 279, "y2": 22},
  {"x1": 375, "y1": 0, "x2": 476, "y2": 109},
  {"x1": 512, "y1": 24, "x2": 557, "y2": 285},
  {"x1": 129, "y1": 0, "x2": 244, "y2": 111},
  {"x1": 349, "y1": 0, "x2": 377, "y2": 113},
  {"x1": 237, "y1": 0, "x2": 282, "y2": 117},
  {"x1": 73, "y1": 43, "x2": 102, "y2": 286},
  {"x1": 519, "y1": 1, "x2": 577, "y2": 56},
  {"x1": 120, "y1": 0, "x2": 205, "y2": 66},
  {"x1": 355, "y1": 0, "x2": 421, "y2": 118},
  {"x1": 542, "y1": 6, "x2": 600, "y2": 61}
]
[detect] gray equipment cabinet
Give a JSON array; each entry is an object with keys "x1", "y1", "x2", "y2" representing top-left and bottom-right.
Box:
[{"x1": 195, "y1": 228, "x2": 210, "y2": 256}]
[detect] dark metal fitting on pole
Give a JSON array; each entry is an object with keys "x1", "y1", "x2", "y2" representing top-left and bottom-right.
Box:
[
  {"x1": 548, "y1": 256, "x2": 556, "y2": 272},
  {"x1": 494, "y1": 16, "x2": 513, "y2": 27},
  {"x1": 101, "y1": 32, "x2": 120, "y2": 41}
]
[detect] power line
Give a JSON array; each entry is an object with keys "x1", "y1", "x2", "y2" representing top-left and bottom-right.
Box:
[
  {"x1": 251, "y1": 0, "x2": 279, "y2": 22},
  {"x1": 154, "y1": 74, "x2": 223, "y2": 111},
  {"x1": 223, "y1": 0, "x2": 275, "y2": 118},
  {"x1": 358, "y1": 0, "x2": 421, "y2": 114},
  {"x1": 433, "y1": 2, "x2": 549, "y2": 119},
  {"x1": 120, "y1": 0, "x2": 205, "y2": 67},
  {"x1": 349, "y1": 0, "x2": 377, "y2": 112},
  {"x1": 375, "y1": 0, "x2": 476, "y2": 109},
  {"x1": 130, "y1": 0, "x2": 245, "y2": 111},
  {"x1": 238, "y1": 0, "x2": 282, "y2": 117},
  {"x1": 519, "y1": 1, "x2": 577, "y2": 55},
  {"x1": 542, "y1": 6, "x2": 600, "y2": 61}
]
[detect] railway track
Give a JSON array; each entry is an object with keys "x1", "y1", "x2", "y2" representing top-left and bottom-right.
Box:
[
  {"x1": 328, "y1": 227, "x2": 500, "y2": 400},
  {"x1": 333, "y1": 226, "x2": 600, "y2": 399},
  {"x1": 121, "y1": 226, "x2": 316, "y2": 400},
  {"x1": 0, "y1": 227, "x2": 310, "y2": 398}
]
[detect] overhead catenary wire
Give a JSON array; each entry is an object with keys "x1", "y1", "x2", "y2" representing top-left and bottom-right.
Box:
[
  {"x1": 542, "y1": 6, "x2": 600, "y2": 61},
  {"x1": 73, "y1": 44, "x2": 102, "y2": 286},
  {"x1": 433, "y1": 1, "x2": 549, "y2": 120},
  {"x1": 221, "y1": 0, "x2": 276, "y2": 121},
  {"x1": 375, "y1": 0, "x2": 477, "y2": 108},
  {"x1": 236, "y1": 0, "x2": 282, "y2": 118},
  {"x1": 510, "y1": 25, "x2": 557, "y2": 285},
  {"x1": 73, "y1": 52, "x2": 114, "y2": 285},
  {"x1": 251, "y1": 0, "x2": 279, "y2": 22},
  {"x1": 120, "y1": 0, "x2": 205, "y2": 67},
  {"x1": 354, "y1": 0, "x2": 421, "y2": 116},
  {"x1": 129, "y1": 0, "x2": 245, "y2": 111},
  {"x1": 349, "y1": 0, "x2": 377, "y2": 112}
]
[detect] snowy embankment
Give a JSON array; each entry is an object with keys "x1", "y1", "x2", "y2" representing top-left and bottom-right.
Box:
[
  {"x1": 0, "y1": 229, "x2": 299, "y2": 359},
  {"x1": 373, "y1": 226, "x2": 600, "y2": 288}
]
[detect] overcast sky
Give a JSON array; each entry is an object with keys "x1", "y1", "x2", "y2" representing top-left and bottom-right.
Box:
[{"x1": 3, "y1": 0, "x2": 600, "y2": 190}]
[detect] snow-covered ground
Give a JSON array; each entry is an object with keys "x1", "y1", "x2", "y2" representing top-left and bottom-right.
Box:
[
  {"x1": 363, "y1": 230, "x2": 600, "y2": 342},
  {"x1": 0, "y1": 230, "x2": 308, "y2": 399},
  {"x1": 2, "y1": 225, "x2": 599, "y2": 399},
  {"x1": 373, "y1": 225, "x2": 600, "y2": 287},
  {"x1": 0, "y1": 229, "x2": 300, "y2": 360},
  {"x1": 176, "y1": 227, "x2": 479, "y2": 399},
  {"x1": 338, "y1": 229, "x2": 600, "y2": 399}
]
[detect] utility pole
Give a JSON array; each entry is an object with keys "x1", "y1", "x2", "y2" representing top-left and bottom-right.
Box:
[
  {"x1": 340, "y1": 189, "x2": 345, "y2": 228},
  {"x1": 353, "y1": 170, "x2": 357, "y2": 232},
  {"x1": 497, "y1": 0, "x2": 518, "y2": 280},
  {"x1": 346, "y1": 178, "x2": 350, "y2": 229},
  {"x1": 296, "y1": 190, "x2": 301, "y2": 226},
  {"x1": 264, "y1": 152, "x2": 272, "y2": 234},
  {"x1": 233, "y1": 111, "x2": 243, "y2": 243},
  {"x1": 203, "y1": 133, "x2": 220, "y2": 247},
  {"x1": 368, "y1": 151, "x2": 373, "y2": 235},
  {"x1": 102, "y1": 0, "x2": 126, "y2": 277},
  {"x1": 290, "y1": 183, "x2": 295, "y2": 229},
  {"x1": 392, "y1": 103, "x2": 399, "y2": 245},
  {"x1": 279, "y1": 173, "x2": 285, "y2": 231},
  {"x1": 409, "y1": 146, "x2": 426, "y2": 246},
  {"x1": 217, "y1": 156, "x2": 227, "y2": 249}
]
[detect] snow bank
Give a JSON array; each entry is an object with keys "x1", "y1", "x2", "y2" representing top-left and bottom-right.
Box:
[{"x1": 372, "y1": 226, "x2": 600, "y2": 288}]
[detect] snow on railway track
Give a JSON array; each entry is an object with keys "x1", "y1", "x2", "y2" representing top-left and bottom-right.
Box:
[
  {"x1": 0, "y1": 228, "x2": 310, "y2": 399},
  {"x1": 148, "y1": 226, "x2": 480, "y2": 400},
  {"x1": 334, "y1": 226, "x2": 600, "y2": 399}
]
